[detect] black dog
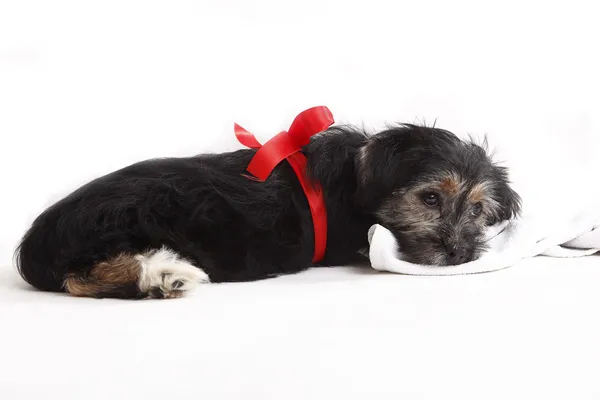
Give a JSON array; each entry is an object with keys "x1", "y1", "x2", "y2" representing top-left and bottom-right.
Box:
[{"x1": 15, "y1": 124, "x2": 521, "y2": 299}]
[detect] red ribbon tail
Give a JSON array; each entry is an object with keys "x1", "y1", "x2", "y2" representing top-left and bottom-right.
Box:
[{"x1": 234, "y1": 123, "x2": 262, "y2": 149}]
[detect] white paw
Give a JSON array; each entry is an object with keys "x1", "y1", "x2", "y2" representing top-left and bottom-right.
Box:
[{"x1": 135, "y1": 247, "x2": 210, "y2": 299}]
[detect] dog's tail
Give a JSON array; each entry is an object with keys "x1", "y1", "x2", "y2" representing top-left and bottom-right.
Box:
[
  {"x1": 15, "y1": 210, "x2": 208, "y2": 299},
  {"x1": 14, "y1": 204, "x2": 144, "y2": 297}
]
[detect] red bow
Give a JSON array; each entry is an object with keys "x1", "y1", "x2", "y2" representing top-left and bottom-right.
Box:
[{"x1": 234, "y1": 106, "x2": 334, "y2": 263}]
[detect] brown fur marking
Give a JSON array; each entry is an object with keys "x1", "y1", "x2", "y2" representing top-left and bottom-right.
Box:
[
  {"x1": 63, "y1": 254, "x2": 141, "y2": 297},
  {"x1": 468, "y1": 183, "x2": 488, "y2": 203},
  {"x1": 439, "y1": 176, "x2": 461, "y2": 196}
]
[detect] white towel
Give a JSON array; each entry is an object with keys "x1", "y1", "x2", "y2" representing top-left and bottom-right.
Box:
[{"x1": 367, "y1": 203, "x2": 600, "y2": 275}]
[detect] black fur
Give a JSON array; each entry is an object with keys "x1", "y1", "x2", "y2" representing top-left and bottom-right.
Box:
[{"x1": 15, "y1": 124, "x2": 520, "y2": 295}]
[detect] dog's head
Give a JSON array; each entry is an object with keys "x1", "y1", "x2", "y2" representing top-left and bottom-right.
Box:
[{"x1": 355, "y1": 124, "x2": 521, "y2": 265}]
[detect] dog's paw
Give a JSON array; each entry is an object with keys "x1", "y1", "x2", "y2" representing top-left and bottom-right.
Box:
[{"x1": 136, "y1": 247, "x2": 210, "y2": 299}]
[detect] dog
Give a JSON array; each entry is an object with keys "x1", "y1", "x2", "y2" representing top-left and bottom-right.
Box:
[{"x1": 15, "y1": 123, "x2": 521, "y2": 299}]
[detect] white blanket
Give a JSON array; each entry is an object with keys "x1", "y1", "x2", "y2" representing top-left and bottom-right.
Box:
[{"x1": 368, "y1": 204, "x2": 600, "y2": 275}]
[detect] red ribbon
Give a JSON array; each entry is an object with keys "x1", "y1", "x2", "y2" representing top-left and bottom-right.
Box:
[{"x1": 234, "y1": 106, "x2": 334, "y2": 263}]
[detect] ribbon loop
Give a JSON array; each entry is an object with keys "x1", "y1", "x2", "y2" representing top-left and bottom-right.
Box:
[
  {"x1": 287, "y1": 106, "x2": 335, "y2": 148},
  {"x1": 234, "y1": 106, "x2": 334, "y2": 263}
]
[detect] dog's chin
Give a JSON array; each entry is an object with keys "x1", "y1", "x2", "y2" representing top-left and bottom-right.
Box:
[
  {"x1": 392, "y1": 234, "x2": 448, "y2": 266},
  {"x1": 401, "y1": 250, "x2": 448, "y2": 266},
  {"x1": 401, "y1": 251, "x2": 483, "y2": 266},
  {"x1": 394, "y1": 233, "x2": 486, "y2": 266}
]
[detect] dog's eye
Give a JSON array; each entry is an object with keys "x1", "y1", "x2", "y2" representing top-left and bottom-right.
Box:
[
  {"x1": 472, "y1": 202, "x2": 483, "y2": 217},
  {"x1": 422, "y1": 193, "x2": 439, "y2": 207}
]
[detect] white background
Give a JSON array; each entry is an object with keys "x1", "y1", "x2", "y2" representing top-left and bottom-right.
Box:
[{"x1": 1, "y1": 1, "x2": 599, "y2": 399}]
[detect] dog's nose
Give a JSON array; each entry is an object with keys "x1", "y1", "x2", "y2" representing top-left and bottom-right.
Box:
[{"x1": 446, "y1": 246, "x2": 468, "y2": 265}]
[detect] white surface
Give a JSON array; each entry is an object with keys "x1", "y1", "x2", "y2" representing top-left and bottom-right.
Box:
[
  {"x1": 1, "y1": 0, "x2": 600, "y2": 399},
  {"x1": 2, "y1": 259, "x2": 600, "y2": 399}
]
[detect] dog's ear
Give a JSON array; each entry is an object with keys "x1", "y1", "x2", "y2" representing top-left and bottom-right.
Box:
[
  {"x1": 487, "y1": 167, "x2": 522, "y2": 225},
  {"x1": 354, "y1": 133, "x2": 417, "y2": 211},
  {"x1": 494, "y1": 184, "x2": 522, "y2": 223}
]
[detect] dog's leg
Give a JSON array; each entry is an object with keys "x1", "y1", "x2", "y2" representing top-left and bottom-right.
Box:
[
  {"x1": 135, "y1": 247, "x2": 210, "y2": 299},
  {"x1": 63, "y1": 247, "x2": 209, "y2": 299}
]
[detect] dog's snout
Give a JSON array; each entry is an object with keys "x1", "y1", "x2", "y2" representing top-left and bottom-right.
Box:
[{"x1": 445, "y1": 245, "x2": 469, "y2": 265}]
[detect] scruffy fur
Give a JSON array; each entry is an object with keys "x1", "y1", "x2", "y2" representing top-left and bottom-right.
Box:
[{"x1": 15, "y1": 124, "x2": 520, "y2": 299}]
